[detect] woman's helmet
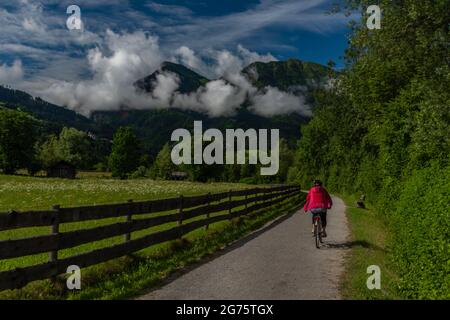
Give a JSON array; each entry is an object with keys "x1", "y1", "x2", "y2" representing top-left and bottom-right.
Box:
[{"x1": 313, "y1": 179, "x2": 322, "y2": 186}]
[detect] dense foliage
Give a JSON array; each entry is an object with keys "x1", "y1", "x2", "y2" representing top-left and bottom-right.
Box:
[
  {"x1": 38, "y1": 127, "x2": 96, "y2": 169},
  {"x1": 243, "y1": 59, "x2": 330, "y2": 90},
  {"x1": 290, "y1": 0, "x2": 449, "y2": 298},
  {"x1": 146, "y1": 137, "x2": 294, "y2": 183},
  {"x1": 0, "y1": 107, "x2": 39, "y2": 174},
  {"x1": 0, "y1": 86, "x2": 95, "y2": 134},
  {"x1": 109, "y1": 126, "x2": 141, "y2": 179}
]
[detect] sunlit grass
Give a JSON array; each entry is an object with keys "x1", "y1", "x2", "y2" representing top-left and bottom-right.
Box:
[
  {"x1": 0, "y1": 173, "x2": 246, "y2": 211},
  {"x1": 339, "y1": 194, "x2": 401, "y2": 300},
  {"x1": 0, "y1": 174, "x2": 249, "y2": 272}
]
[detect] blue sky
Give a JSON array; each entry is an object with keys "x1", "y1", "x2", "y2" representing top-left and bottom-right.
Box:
[{"x1": 0, "y1": 0, "x2": 356, "y2": 116}]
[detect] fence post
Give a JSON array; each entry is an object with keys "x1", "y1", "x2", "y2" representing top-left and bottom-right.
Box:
[
  {"x1": 265, "y1": 187, "x2": 271, "y2": 207},
  {"x1": 124, "y1": 199, "x2": 133, "y2": 242},
  {"x1": 228, "y1": 189, "x2": 232, "y2": 220},
  {"x1": 262, "y1": 188, "x2": 267, "y2": 208},
  {"x1": 206, "y1": 192, "x2": 211, "y2": 230},
  {"x1": 178, "y1": 195, "x2": 184, "y2": 239},
  {"x1": 49, "y1": 204, "x2": 60, "y2": 283},
  {"x1": 245, "y1": 193, "x2": 248, "y2": 215}
]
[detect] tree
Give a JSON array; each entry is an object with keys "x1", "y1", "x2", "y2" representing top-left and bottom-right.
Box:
[
  {"x1": 38, "y1": 127, "x2": 93, "y2": 169},
  {"x1": 38, "y1": 134, "x2": 62, "y2": 168},
  {"x1": 109, "y1": 127, "x2": 140, "y2": 179},
  {"x1": 276, "y1": 138, "x2": 295, "y2": 183},
  {"x1": 150, "y1": 143, "x2": 175, "y2": 180},
  {"x1": 58, "y1": 127, "x2": 93, "y2": 168},
  {"x1": 0, "y1": 108, "x2": 38, "y2": 174}
]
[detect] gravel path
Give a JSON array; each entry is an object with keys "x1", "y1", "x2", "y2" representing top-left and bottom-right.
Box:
[{"x1": 138, "y1": 196, "x2": 350, "y2": 300}]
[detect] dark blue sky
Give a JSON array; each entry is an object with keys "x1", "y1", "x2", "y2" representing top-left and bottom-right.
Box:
[
  {"x1": 142, "y1": 0, "x2": 351, "y2": 65},
  {"x1": 94, "y1": 0, "x2": 351, "y2": 66},
  {"x1": 0, "y1": 0, "x2": 352, "y2": 70}
]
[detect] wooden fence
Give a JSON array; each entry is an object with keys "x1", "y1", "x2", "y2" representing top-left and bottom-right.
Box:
[{"x1": 0, "y1": 184, "x2": 301, "y2": 291}]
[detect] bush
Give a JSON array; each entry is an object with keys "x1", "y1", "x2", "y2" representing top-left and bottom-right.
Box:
[
  {"x1": 38, "y1": 127, "x2": 94, "y2": 170},
  {"x1": 94, "y1": 162, "x2": 108, "y2": 172},
  {"x1": 0, "y1": 108, "x2": 38, "y2": 174},
  {"x1": 129, "y1": 166, "x2": 149, "y2": 179},
  {"x1": 109, "y1": 127, "x2": 140, "y2": 179},
  {"x1": 239, "y1": 177, "x2": 257, "y2": 184},
  {"x1": 390, "y1": 164, "x2": 449, "y2": 299}
]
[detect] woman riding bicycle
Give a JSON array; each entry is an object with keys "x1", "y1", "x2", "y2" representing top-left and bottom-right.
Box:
[{"x1": 304, "y1": 179, "x2": 333, "y2": 237}]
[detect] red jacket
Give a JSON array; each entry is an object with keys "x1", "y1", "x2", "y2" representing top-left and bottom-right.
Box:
[{"x1": 304, "y1": 186, "x2": 333, "y2": 211}]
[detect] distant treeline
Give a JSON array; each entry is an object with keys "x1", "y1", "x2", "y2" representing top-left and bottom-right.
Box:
[
  {"x1": 107, "y1": 126, "x2": 295, "y2": 183},
  {"x1": 0, "y1": 105, "x2": 109, "y2": 175},
  {"x1": 0, "y1": 107, "x2": 294, "y2": 184}
]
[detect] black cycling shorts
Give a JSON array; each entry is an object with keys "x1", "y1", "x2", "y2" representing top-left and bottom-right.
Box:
[{"x1": 310, "y1": 208, "x2": 327, "y2": 227}]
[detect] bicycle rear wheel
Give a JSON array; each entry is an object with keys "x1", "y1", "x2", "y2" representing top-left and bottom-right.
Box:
[
  {"x1": 318, "y1": 221, "x2": 323, "y2": 244},
  {"x1": 314, "y1": 222, "x2": 320, "y2": 249}
]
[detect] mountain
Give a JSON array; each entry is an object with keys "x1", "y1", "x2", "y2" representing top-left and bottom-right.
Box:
[
  {"x1": 135, "y1": 61, "x2": 209, "y2": 94},
  {"x1": 0, "y1": 86, "x2": 96, "y2": 135},
  {"x1": 92, "y1": 107, "x2": 309, "y2": 156},
  {"x1": 243, "y1": 58, "x2": 331, "y2": 91},
  {"x1": 94, "y1": 59, "x2": 331, "y2": 155},
  {"x1": 0, "y1": 59, "x2": 332, "y2": 156}
]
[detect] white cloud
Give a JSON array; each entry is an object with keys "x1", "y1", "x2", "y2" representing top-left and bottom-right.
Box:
[
  {"x1": 237, "y1": 45, "x2": 276, "y2": 65},
  {"x1": 157, "y1": 0, "x2": 348, "y2": 50},
  {"x1": 151, "y1": 71, "x2": 179, "y2": 105},
  {"x1": 250, "y1": 86, "x2": 311, "y2": 117},
  {"x1": 172, "y1": 78, "x2": 247, "y2": 117},
  {"x1": 158, "y1": 46, "x2": 308, "y2": 118},
  {"x1": 173, "y1": 46, "x2": 207, "y2": 75},
  {"x1": 31, "y1": 30, "x2": 310, "y2": 118},
  {"x1": 0, "y1": 60, "x2": 24, "y2": 85},
  {"x1": 146, "y1": 2, "x2": 193, "y2": 16},
  {"x1": 22, "y1": 17, "x2": 41, "y2": 32},
  {"x1": 172, "y1": 45, "x2": 277, "y2": 79},
  {"x1": 35, "y1": 30, "x2": 164, "y2": 114}
]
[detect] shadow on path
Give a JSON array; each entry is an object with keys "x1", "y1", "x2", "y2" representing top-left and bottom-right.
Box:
[{"x1": 322, "y1": 240, "x2": 385, "y2": 252}]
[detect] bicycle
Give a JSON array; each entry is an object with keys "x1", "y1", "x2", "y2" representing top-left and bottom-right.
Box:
[{"x1": 312, "y1": 212, "x2": 324, "y2": 249}]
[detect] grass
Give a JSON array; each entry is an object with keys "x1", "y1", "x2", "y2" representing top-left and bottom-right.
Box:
[
  {"x1": 0, "y1": 173, "x2": 246, "y2": 211},
  {"x1": 0, "y1": 173, "x2": 303, "y2": 299},
  {"x1": 0, "y1": 174, "x2": 249, "y2": 280},
  {"x1": 340, "y1": 194, "x2": 402, "y2": 299}
]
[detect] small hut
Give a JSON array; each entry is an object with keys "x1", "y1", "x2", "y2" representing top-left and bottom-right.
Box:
[
  {"x1": 170, "y1": 171, "x2": 188, "y2": 181},
  {"x1": 47, "y1": 161, "x2": 77, "y2": 179}
]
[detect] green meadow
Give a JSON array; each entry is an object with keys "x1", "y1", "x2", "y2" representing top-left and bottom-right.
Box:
[
  {"x1": 0, "y1": 172, "x2": 247, "y2": 211},
  {"x1": 0, "y1": 173, "x2": 303, "y2": 299},
  {"x1": 0, "y1": 173, "x2": 249, "y2": 270}
]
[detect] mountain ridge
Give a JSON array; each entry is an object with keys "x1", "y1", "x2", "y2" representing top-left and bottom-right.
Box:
[
  {"x1": 135, "y1": 61, "x2": 209, "y2": 94},
  {"x1": 0, "y1": 58, "x2": 332, "y2": 155}
]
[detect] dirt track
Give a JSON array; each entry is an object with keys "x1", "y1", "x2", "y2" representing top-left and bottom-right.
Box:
[{"x1": 138, "y1": 196, "x2": 350, "y2": 300}]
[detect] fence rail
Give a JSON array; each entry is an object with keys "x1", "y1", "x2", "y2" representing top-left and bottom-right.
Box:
[{"x1": 0, "y1": 184, "x2": 301, "y2": 291}]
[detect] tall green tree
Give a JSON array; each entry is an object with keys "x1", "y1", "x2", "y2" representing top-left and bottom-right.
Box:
[
  {"x1": 39, "y1": 127, "x2": 93, "y2": 169},
  {"x1": 150, "y1": 144, "x2": 176, "y2": 180},
  {"x1": 109, "y1": 127, "x2": 140, "y2": 179},
  {"x1": 0, "y1": 108, "x2": 38, "y2": 174}
]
